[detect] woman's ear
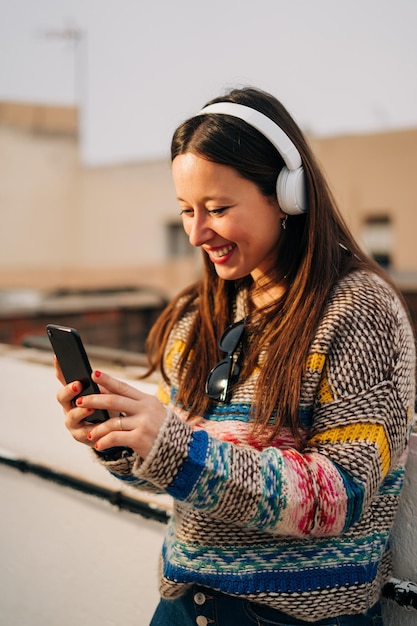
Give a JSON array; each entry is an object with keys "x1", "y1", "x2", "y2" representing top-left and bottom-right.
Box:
[{"x1": 269, "y1": 194, "x2": 286, "y2": 220}]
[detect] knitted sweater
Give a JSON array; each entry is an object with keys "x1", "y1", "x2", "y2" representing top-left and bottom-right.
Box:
[{"x1": 97, "y1": 271, "x2": 416, "y2": 622}]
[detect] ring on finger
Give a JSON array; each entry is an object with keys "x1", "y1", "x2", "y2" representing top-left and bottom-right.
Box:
[{"x1": 118, "y1": 412, "x2": 126, "y2": 431}]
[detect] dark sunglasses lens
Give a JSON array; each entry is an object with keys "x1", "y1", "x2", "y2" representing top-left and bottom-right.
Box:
[
  {"x1": 219, "y1": 320, "x2": 245, "y2": 353},
  {"x1": 206, "y1": 319, "x2": 245, "y2": 402},
  {"x1": 205, "y1": 360, "x2": 231, "y2": 401}
]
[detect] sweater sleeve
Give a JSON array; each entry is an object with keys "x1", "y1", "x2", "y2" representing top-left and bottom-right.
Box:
[{"x1": 91, "y1": 381, "x2": 173, "y2": 494}]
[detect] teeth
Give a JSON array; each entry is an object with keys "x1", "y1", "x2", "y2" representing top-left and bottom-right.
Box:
[{"x1": 211, "y1": 244, "x2": 235, "y2": 259}]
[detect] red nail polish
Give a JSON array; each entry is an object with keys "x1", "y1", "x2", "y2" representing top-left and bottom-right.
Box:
[
  {"x1": 76, "y1": 397, "x2": 83, "y2": 406},
  {"x1": 72, "y1": 383, "x2": 79, "y2": 392},
  {"x1": 94, "y1": 370, "x2": 101, "y2": 378},
  {"x1": 94, "y1": 443, "x2": 99, "y2": 450},
  {"x1": 87, "y1": 432, "x2": 92, "y2": 440}
]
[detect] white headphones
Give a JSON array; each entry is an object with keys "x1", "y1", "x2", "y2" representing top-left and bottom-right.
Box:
[{"x1": 197, "y1": 102, "x2": 307, "y2": 215}]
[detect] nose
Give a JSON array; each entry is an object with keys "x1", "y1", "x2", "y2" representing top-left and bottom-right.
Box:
[{"x1": 187, "y1": 213, "x2": 213, "y2": 248}]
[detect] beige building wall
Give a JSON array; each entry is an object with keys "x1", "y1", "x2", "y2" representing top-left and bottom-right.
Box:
[
  {"x1": 0, "y1": 126, "x2": 184, "y2": 293},
  {"x1": 311, "y1": 128, "x2": 417, "y2": 271},
  {"x1": 1, "y1": 104, "x2": 416, "y2": 293}
]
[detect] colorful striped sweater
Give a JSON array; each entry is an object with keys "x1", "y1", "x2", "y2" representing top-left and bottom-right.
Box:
[{"x1": 97, "y1": 271, "x2": 416, "y2": 622}]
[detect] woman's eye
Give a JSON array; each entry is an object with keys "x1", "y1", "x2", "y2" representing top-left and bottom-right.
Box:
[
  {"x1": 208, "y1": 206, "x2": 229, "y2": 215},
  {"x1": 179, "y1": 205, "x2": 231, "y2": 217}
]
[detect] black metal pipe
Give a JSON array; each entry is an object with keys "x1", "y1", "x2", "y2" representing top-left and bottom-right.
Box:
[{"x1": 0, "y1": 452, "x2": 169, "y2": 524}]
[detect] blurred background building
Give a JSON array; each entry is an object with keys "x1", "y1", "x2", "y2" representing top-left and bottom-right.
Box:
[
  {"x1": 1, "y1": 0, "x2": 416, "y2": 351},
  {"x1": 1, "y1": 101, "x2": 416, "y2": 350}
]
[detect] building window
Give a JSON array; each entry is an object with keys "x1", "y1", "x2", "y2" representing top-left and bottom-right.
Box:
[
  {"x1": 166, "y1": 221, "x2": 194, "y2": 258},
  {"x1": 361, "y1": 214, "x2": 393, "y2": 268}
]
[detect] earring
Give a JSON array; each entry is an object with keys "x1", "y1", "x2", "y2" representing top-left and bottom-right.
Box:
[{"x1": 281, "y1": 216, "x2": 288, "y2": 230}]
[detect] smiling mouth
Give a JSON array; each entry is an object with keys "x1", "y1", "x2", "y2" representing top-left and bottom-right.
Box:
[{"x1": 208, "y1": 243, "x2": 236, "y2": 259}]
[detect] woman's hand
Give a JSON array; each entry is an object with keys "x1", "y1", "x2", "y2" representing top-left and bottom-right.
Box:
[{"x1": 55, "y1": 359, "x2": 167, "y2": 459}]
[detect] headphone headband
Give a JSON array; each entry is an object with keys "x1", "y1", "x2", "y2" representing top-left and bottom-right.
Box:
[
  {"x1": 196, "y1": 101, "x2": 307, "y2": 215},
  {"x1": 198, "y1": 102, "x2": 302, "y2": 171}
]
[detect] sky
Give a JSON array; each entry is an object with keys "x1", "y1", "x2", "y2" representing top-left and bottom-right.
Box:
[{"x1": 1, "y1": 0, "x2": 416, "y2": 164}]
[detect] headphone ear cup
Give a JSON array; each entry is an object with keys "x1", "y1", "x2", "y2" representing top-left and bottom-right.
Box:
[{"x1": 277, "y1": 167, "x2": 307, "y2": 215}]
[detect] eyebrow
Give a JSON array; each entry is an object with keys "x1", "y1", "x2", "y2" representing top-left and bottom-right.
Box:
[{"x1": 176, "y1": 194, "x2": 235, "y2": 203}]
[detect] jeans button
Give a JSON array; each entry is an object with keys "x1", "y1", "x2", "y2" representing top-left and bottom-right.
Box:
[
  {"x1": 196, "y1": 617, "x2": 208, "y2": 626},
  {"x1": 194, "y1": 592, "x2": 206, "y2": 606}
]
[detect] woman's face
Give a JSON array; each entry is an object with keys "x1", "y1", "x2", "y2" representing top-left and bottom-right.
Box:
[{"x1": 172, "y1": 153, "x2": 285, "y2": 286}]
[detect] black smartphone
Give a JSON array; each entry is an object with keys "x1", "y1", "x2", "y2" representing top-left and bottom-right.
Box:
[{"x1": 46, "y1": 324, "x2": 109, "y2": 423}]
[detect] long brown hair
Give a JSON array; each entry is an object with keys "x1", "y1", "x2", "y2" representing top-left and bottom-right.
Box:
[{"x1": 144, "y1": 87, "x2": 391, "y2": 441}]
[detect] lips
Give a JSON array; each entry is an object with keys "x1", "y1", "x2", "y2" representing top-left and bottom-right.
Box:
[{"x1": 206, "y1": 243, "x2": 236, "y2": 262}]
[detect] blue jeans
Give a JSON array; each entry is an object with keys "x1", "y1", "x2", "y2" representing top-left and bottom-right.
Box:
[{"x1": 149, "y1": 585, "x2": 383, "y2": 625}]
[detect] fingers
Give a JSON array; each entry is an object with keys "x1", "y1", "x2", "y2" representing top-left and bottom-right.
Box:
[
  {"x1": 56, "y1": 378, "x2": 80, "y2": 411},
  {"x1": 83, "y1": 385, "x2": 168, "y2": 458},
  {"x1": 55, "y1": 378, "x2": 95, "y2": 443},
  {"x1": 53, "y1": 365, "x2": 125, "y2": 448},
  {"x1": 87, "y1": 415, "x2": 135, "y2": 452},
  {"x1": 55, "y1": 368, "x2": 136, "y2": 440},
  {"x1": 54, "y1": 369, "x2": 165, "y2": 458},
  {"x1": 53, "y1": 356, "x2": 85, "y2": 414},
  {"x1": 75, "y1": 391, "x2": 124, "y2": 412},
  {"x1": 92, "y1": 370, "x2": 142, "y2": 401}
]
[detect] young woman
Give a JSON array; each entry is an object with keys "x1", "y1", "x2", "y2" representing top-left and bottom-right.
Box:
[{"x1": 55, "y1": 87, "x2": 416, "y2": 625}]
